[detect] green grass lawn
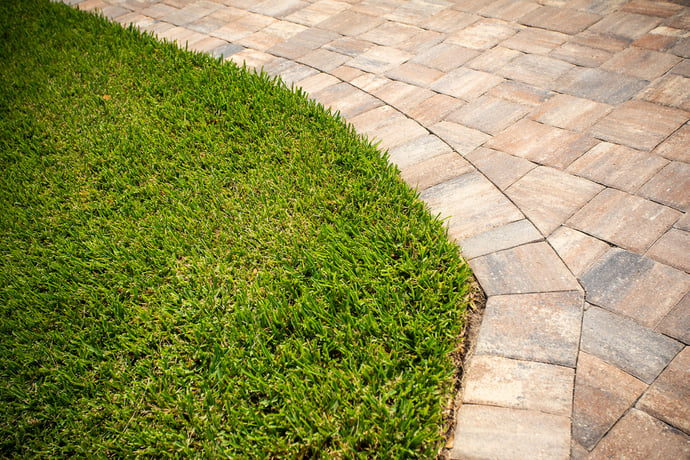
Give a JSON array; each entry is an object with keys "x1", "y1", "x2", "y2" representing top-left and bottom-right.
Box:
[{"x1": 0, "y1": 1, "x2": 473, "y2": 457}]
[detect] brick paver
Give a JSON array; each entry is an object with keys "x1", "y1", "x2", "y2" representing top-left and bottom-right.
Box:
[{"x1": 66, "y1": 1, "x2": 690, "y2": 457}]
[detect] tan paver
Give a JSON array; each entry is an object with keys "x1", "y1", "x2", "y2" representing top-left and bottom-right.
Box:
[
  {"x1": 518, "y1": 6, "x2": 601, "y2": 34},
  {"x1": 601, "y1": 47, "x2": 681, "y2": 80},
  {"x1": 638, "y1": 161, "x2": 690, "y2": 211},
  {"x1": 646, "y1": 228, "x2": 690, "y2": 272},
  {"x1": 400, "y1": 152, "x2": 474, "y2": 192},
  {"x1": 589, "y1": 409, "x2": 690, "y2": 459},
  {"x1": 548, "y1": 226, "x2": 610, "y2": 276},
  {"x1": 465, "y1": 147, "x2": 536, "y2": 190},
  {"x1": 446, "y1": 18, "x2": 520, "y2": 50},
  {"x1": 530, "y1": 94, "x2": 612, "y2": 131},
  {"x1": 464, "y1": 355, "x2": 574, "y2": 416},
  {"x1": 459, "y1": 219, "x2": 542, "y2": 260},
  {"x1": 657, "y1": 293, "x2": 690, "y2": 344},
  {"x1": 451, "y1": 405, "x2": 571, "y2": 460},
  {"x1": 446, "y1": 95, "x2": 530, "y2": 135}
]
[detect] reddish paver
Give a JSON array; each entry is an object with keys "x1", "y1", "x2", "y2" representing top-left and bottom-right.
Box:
[
  {"x1": 518, "y1": 6, "x2": 601, "y2": 35},
  {"x1": 657, "y1": 293, "x2": 690, "y2": 344},
  {"x1": 568, "y1": 187, "x2": 681, "y2": 253},
  {"x1": 637, "y1": 347, "x2": 690, "y2": 433},
  {"x1": 505, "y1": 166, "x2": 603, "y2": 235},
  {"x1": 567, "y1": 142, "x2": 668, "y2": 193},
  {"x1": 463, "y1": 355, "x2": 574, "y2": 416},
  {"x1": 572, "y1": 351, "x2": 647, "y2": 451},
  {"x1": 589, "y1": 409, "x2": 690, "y2": 459},
  {"x1": 623, "y1": 0, "x2": 684, "y2": 17}
]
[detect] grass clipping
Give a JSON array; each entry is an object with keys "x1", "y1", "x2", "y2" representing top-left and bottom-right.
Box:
[{"x1": 0, "y1": 1, "x2": 473, "y2": 457}]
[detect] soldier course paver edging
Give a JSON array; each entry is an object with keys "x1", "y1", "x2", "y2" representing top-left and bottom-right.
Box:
[{"x1": 64, "y1": 0, "x2": 690, "y2": 458}]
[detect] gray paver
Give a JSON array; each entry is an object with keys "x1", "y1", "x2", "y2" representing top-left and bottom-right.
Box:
[
  {"x1": 580, "y1": 306, "x2": 683, "y2": 384},
  {"x1": 579, "y1": 248, "x2": 690, "y2": 328}
]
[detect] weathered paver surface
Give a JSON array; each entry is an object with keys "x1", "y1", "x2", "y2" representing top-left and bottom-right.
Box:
[{"x1": 64, "y1": 0, "x2": 690, "y2": 457}]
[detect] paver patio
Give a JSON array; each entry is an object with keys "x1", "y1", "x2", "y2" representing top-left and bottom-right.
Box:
[{"x1": 63, "y1": 0, "x2": 690, "y2": 458}]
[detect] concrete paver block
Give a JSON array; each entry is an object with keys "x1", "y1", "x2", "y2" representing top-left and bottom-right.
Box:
[
  {"x1": 639, "y1": 161, "x2": 690, "y2": 211},
  {"x1": 446, "y1": 18, "x2": 520, "y2": 50},
  {"x1": 580, "y1": 306, "x2": 683, "y2": 384},
  {"x1": 547, "y1": 226, "x2": 610, "y2": 276},
  {"x1": 579, "y1": 248, "x2": 690, "y2": 328},
  {"x1": 518, "y1": 6, "x2": 601, "y2": 35},
  {"x1": 530, "y1": 93, "x2": 612, "y2": 131},
  {"x1": 463, "y1": 355, "x2": 574, "y2": 416},
  {"x1": 647, "y1": 228, "x2": 690, "y2": 272},
  {"x1": 572, "y1": 351, "x2": 647, "y2": 451},
  {"x1": 555, "y1": 67, "x2": 648, "y2": 105},
  {"x1": 459, "y1": 219, "x2": 542, "y2": 260},
  {"x1": 451, "y1": 405, "x2": 571, "y2": 460},
  {"x1": 465, "y1": 147, "x2": 536, "y2": 190},
  {"x1": 588, "y1": 11, "x2": 661, "y2": 40},
  {"x1": 656, "y1": 293, "x2": 690, "y2": 345},
  {"x1": 447, "y1": 95, "x2": 530, "y2": 135},
  {"x1": 400, "y1": 152, "x2": 474, "y2": 192},
  {"x1": 473, "y1": 291, "x2": 582, "y2": 366}
]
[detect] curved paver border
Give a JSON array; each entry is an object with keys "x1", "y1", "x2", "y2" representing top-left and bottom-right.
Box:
[{"x1": 64, "y1": 1, "x2": 690, "y2": 458}]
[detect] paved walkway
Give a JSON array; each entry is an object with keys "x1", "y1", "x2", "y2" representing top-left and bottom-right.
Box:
[{"x1": 65, "y1": 0, "x2": 689, "y2": 458}]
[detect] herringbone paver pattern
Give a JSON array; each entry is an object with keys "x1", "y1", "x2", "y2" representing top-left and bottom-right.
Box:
[{"x1": 63, "y1": 1, "x2": 690, "y2": 457}]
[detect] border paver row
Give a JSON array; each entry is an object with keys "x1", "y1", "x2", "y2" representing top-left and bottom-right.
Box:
[{"x1": 64, "y1": 0, "x2": 690, "y2": 458}]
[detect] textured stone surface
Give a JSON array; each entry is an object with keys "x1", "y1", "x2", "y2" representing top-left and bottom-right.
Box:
[
  {"x1": 451, "y1": 405, "x2": 571, "y2": 460},
  {"x1": 431, "y1": 68, "x2": 504, "y2": 101},
  {"x1": 446, "y1": 95, "x2": 529, "y2": 135},
  {"x1": 505, "y1": 166, "x2": 603, "y2": 235},
  {"x1": 591, "y1": 100, "x2": 688, "y2": 151},
  {"x1": 654, "y1": 122, "x2": 690, "y2": 162},
  {"x1": 581, "y1": 306, "x2": 683, "y2": 384},
  {"x1": 657, "y1": 293, "x2": 690, "y2": 344},
  {"x1": 470, "y1": 242, "x2": 581, "y2": 297},
  {"x1": 446, "y1": 18, "x2": 519, "y2": 50},
  {"x1": 567, "y1": 142, "x2": 668, "y2": 193},
  {"x1": 400, "y1": 152, "x2": 473, "y2": 192},
  {"x1": 637, "y1": 346, "x2": 690, "y2": 433},
  {"x1": 589, "y1": 409, "x2": 690, "y2": 459},
  {"x1": 518, "y1": 6, "x2": 601, "y2": 34},
  {"x1": 498, "y1": 54, "x2": 574, "y2": 88},
  {"x1": 572, "y1": 351, "x2": 647, "y2": 450},
  {"x1": 588, "y1": 11, "x2": 661, "y2": 40},
  {"x1": 459, "y1": 219, "x2": 542, "y2": 259},
  {"x1": 473, "y1": 291, "x2": 582, "y2": 366},
  {"x1": 420, "y1": 172, "x2": 523, "y2": 241},
  {"x1": 639, "y1": 161, "x2": 690, "y2": 211},
  {"x1": 430, "y1": 121, "x2": 490, "y2": 156},
  {"x1": 407, "y1": 94, "x2": 464, "y2": 126},
  {"x1": 555, "y1": 67, "x2": 648, "y2": 105},
  {"x1": 386, "y1": 134, "x2": 451, "y2": 170},
  {"x1": 530, "y1": 94, "x2": 611, "y2": 131},
  {"x1": 579, "y1": 248, "x2": 690, "y2": 328},
  {"x1": 486, "y1": 118, "x2": 597, "y2": 169},
  {"x1": 647, "y1": 228, "x2": 690, "y2": 272},
  {"x1": 568, "y1": 188, "x2": 681, "y2": 253},
  {"x1": 601, "y1": 47, "x2": 681, "y2": 80},
  {"x1": 502, "y1": 28, "x2": 568, "y2": 55},
  {"x1": 411, "y1": 43, "x2": 480, "y2": 72},
  {"x1": 548, "y1": 226, "x2": 610, "y2": 276},
  {"x1": 465, "y1": 147, "x2": 535, "y2": 190},
  {"x1": 463, "y1": 355, "x2": 574, "y2": 415},
  {"x1": 487, "y1": 80, "x2": 554, "y2": 106}
]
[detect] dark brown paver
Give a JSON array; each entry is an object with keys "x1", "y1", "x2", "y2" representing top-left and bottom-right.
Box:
[
  {"x1": 637, "y1": 346, "x2": 690, "y2": 433},
  {"x1": 505, "y1": 166, "x2": 602, "y2": 235},
  {"x1": 451, "y1": 405, "x2": 570, "y2": 460},
  {"x1": 588, "y1": 409, "x2": 690, "y2": 459},
  {"x1": 639, "y1": 161, "x2": 690, "y2": 211},
  {"x1": 473, "y1": 291, "x2": 582, "y2": 366},
  {"x1": 470, "y1": 243, "x2": 581, "y2": 297},
  {"x1": 572, "y1": 351, "x2": 647, "y2": 451},
  {"x1": 465, "y1": 147, "x2": 536, "y2": 190},
  {"x1": 567, "y1": 142, "x2": 668, "y2": 193},
  {"x1": 657, "y1": 293, "x2": 690, "y2": 344},
  {"x1": 459, "y1": 219, "x2": 542, "y2": 260},
  {"x1": 464, "y1": 355, "x2": 574, "y2": 416},
  {"x1": 581, "y1": 305, "x2": 683, "y2": 384},
  {"x1": 579, "y1": 248, "x2": 690, "y2": 328}
]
